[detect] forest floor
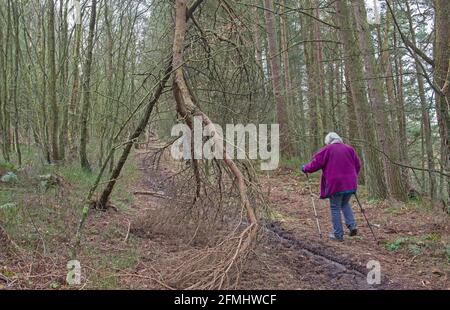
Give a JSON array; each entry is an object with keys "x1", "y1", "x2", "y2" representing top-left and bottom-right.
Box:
[
  {"x1": 257, "y1": 169, "x2": 449, "y2": 289},
  {"x1": 125, "y1": 150, "x2": 449, "y2": 290},
  {"x1": 1, "y1": 146, "x2": 449, "y2": 289}
]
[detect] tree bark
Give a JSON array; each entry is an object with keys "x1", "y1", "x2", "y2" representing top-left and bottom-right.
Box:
[
  {"x1": 405, "y1": 1, "x2": 436, "y2": 199},
  {"x1": 344, "y1": 59, "x2": 365, "y2": 185},
  {"x1": 263, "y1": 0, "x2": 292, "y2": 156},
  {"x1": 312, "y1": 1, "x2": 328, "y2": 133},
  {"x1": 79, "y1": 0, "x2": 97, "y2": 171},
  {"x1": 0, "y1": 4, "x2": 8, "y2": 161},
  {"x1": 280, "y1": 0, "x2": 292, "y2": 107},
  {"x1": 252, "y1": 4, "x2": 263, "y2": 72},
  {"x1": 69, "y1": 14, "x2": 82, "y2": 156},
  {"x1": 434, "y1": 0, "x2": 450, "y2": 205},
  {"x1": 39, "y1": 6, "x2": 51, "y2": 163},
  {"x1": 58, "y1": 0, "x2": 69, "y2": 160},
  {"x1": 299, "y1": 2, "x2": 319, "y2": 154},
  {"x1": 11, "y1": 0, "x2": 21, "y2": 166},
  {"x1": 335, "y1": 0, "x2": 387, "y2": 200},
  {"x1": 2, "y1": 1, "x2": 13, "y2": 162},
  {"x1": 0, "y1": 12, "x2": 3, "y2": 160},
  {"x1": 350, "y1": 0, "x2": 406, "y2": 201},
  {"x1": 47, "y1": 0, "x2": 59, "y2": 161}
]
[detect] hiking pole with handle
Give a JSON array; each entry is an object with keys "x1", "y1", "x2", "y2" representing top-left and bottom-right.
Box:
[
  {"x1": 354, "y1": 193, "x2": 378, "y2": 242},
  {"x1": 305, "y1": 173, "x2": 323, "y2": 239}
]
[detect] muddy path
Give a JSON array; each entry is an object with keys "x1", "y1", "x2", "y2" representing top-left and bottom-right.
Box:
[
  {"x1": 131, "y1": 149, "x2": 409, "y2": 290},
  {"x1": 258, "y1": 171, "x2": 449, "y2": 290},
  {"x1": 263, "y1": 220, "x2": 390, "y2": 289}
]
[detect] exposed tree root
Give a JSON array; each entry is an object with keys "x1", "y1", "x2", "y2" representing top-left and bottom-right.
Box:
[{"x1": 165, "y1": 224, "x2": 258, "y2": 289}]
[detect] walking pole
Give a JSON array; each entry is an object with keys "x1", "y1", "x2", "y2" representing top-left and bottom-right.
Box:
[
  {"x1": 305, "y1": 173, "x2": 322, "y2": 239},
  {"x1": 354, "y1": 193, "x2": 377, "y2": 242}
]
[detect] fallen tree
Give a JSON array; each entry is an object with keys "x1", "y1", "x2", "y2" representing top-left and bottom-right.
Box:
[{"x1": 166, "y1": 0, "x2": 259, "y2": 289}]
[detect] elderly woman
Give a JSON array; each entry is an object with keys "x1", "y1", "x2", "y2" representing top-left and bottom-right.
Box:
[{"x1": 301, "y1": 132, "x2": 361, "y2": 241}]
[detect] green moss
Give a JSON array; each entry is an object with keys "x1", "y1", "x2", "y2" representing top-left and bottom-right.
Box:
[
  {"x1": 98, "y1": 247, "x2": 140, "y2": 271},
  {"x1": 422, "y1": 233, "x2": 441, "y2": 242},
  {"x1": 408, "y1": 244, "x2": 422, "y2": 256},
  {"x1": 0, "y1": 188, "x2": 13, "y2": 203},
  {"x1": 88, "y1": 273, "x2": 120, "y2": 289},
  {"x1": 385, "y1": 233, "x2": 443, "y2": 254},
  {"x1": 386, "y1": 237, "x2": 409, "y2": 251}
]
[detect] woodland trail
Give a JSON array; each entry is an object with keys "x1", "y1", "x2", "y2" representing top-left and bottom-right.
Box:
[
  {"x1": 2, "y1": 0, "x2": 449, "y2": 293},
  {"x1": 128, "y1": 148, "x2": 448, "y2": 290},
  {"x1": 259, "y1": 172, "x2": 449, "y2": 290}
]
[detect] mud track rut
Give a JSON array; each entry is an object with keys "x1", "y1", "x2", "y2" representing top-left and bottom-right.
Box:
[
  {"x1": 263, "y1": 220, "x2": 394, "y2": 289},
  {"x1": 136, "y1": 149, "x2": 395, "y2": 290}
]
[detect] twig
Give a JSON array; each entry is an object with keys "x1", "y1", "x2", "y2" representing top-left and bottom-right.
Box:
[
  {"x1": 124, "y1": 220, "x2": 131, "y2": 243},
  {"x1": 22, "y1": 205, "x2": 47, "y2": 256},
  {"x1": 385, "y1": 0, "x2": 434, "y2": 67},
  {"x1": 117, "y1": 273, "x2": 175, "y2": 290},
  {"x1": 0, "y1": 273, "x2": 10, "y2": 284},
  {"x1": 349, "y1": 138, "x2": 450, "y2": 178},
  {"x1": 133, "y1": 190, "x2": 168, "y2": 198}
]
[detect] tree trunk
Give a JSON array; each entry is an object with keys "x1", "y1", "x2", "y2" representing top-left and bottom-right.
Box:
[
  {"x1": 47, "y1": 0, "x2": 59, "y2": 161},
  {"x1": 299, "y1": 2, "x2": 319, "y2": 154},
  {"x1": 59, "y1": 0, "x2": 69, "y2": 160},
  {"x1": 101, "y1": 0, "x2": 114, "y2": 168},
  {"x1": 350, "y1": 0, "x2": 406, "y2": 201},
  {"x1": 344, "y1": 60, "x2": 365, "y2": 185},
  {"x1": 335, "y1": 0, "x2": 387, "y2": 200},
  {"x1": 11, "y1": 0, "x2": 21, "y2": 166},
  {"x1": 96, "y1": 70, "x2": 170, "y2": 209},
  {"x1": 312, "y1": 1, "x2": 328, "y2": 133},
  {"x1": 405, "y1": 1, "x2": 436, "y2": 199},
  {"x1": 328, "y1": 63, "x2": 336, "y2": 130},
  {"x1": 0, "y1": 16, "x2": 3, "y2": 160},
  {"x1": 379, "y1": 12, "x2": 409, "y2": 184},
  {"x1": 2, "y1": 1, "x2": 12, "y2": 162},
  {"x1": 79, "y1": 0, "x2": 97, "y2": 171},
  {"x1": 39, "y1": 7, "x2": 51, "y2": 163},
  {"x1": 172, "y1": 0, "x2": 258, "y2": 237},
  {"x1": 69, "y1": 16, "x2": 82, "y2": 153},
  {"x1": 434, "y1": 0, "x2": 450, "y2": 205},
  {"x1": 0, "y1": 5, "x2": 8, "y2": 161},
  {"x1": 252, "y1": 4, "x2": 263, "y2": 72},
  {"x1": 280, "y1": 0, "x2": 292, "y2": 107},
  {"x1": 391, "y1": 4, "x2": 410, "y2": 192},
  {"x1": 295, "y1": 57, "x2": 307, "y2": 160},
  {"x1": 335, "y1": 59, "x2": 344, "y2": 135},
  {"x1": 263, "y1": 0, "x2": 292, "y2": 156}
]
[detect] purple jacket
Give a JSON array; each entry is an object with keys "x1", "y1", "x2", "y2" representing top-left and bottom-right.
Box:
[{"x1": 303, "y1": 143, "x2": 361, "y2": 199}]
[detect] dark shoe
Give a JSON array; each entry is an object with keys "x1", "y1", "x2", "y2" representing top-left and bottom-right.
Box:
[
  {"x1": 328, "y1": 233, "x2": 343, "y2": 242},
  {"x1": 349, "y1": 228, "x2": 358, "y2": 236}
]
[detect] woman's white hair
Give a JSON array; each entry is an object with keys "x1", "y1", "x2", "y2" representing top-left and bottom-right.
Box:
[{"x1": 325, "y1": 132, "x2": 343, "y2": 145}]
